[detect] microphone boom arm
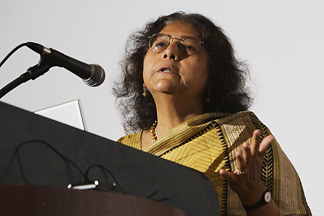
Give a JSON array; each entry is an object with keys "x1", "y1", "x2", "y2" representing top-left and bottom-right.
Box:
[{"x1": 0, "y1": 62, "x2": 51, "y2": 99}]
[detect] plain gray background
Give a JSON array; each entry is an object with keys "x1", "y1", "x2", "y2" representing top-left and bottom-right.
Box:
[{"x1": 1, "y1": 0, "x2": 322, "y2": 214}]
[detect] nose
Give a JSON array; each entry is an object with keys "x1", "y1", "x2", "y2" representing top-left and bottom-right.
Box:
[{"x1": 162, "y1": 40, "x2": 181, "y2": 61}]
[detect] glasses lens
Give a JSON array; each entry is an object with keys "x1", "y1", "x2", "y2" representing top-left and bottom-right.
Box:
[
  {"x1": 150, "y1": 34, "x2": 170, "y2": 53},
  {"x1": 181, "y1": 38, "x2": 201, "y2": 55},
  {"x1": 149, "y1": 34, "x2": 202, "y2": 55}
]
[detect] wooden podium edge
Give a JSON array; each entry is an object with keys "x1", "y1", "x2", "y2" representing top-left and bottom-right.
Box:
[{"x1": 0, "y1": 185, "x2": 187, "y2": 216}]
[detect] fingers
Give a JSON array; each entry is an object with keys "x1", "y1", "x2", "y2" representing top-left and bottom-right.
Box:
[
  {"x1": 236, "y1": 150, "x2": 247, "y2": 173},
  {"x1": 219, "y1": 168, "x2": 228, "y2": 177},
  {"x1": 219, "y1": 168, "x2": 236, "y2": 182},
  {"x1": 242, "y1": 142, "x2": 252, "y2": 167},
  {"x1": 251, "y1": 129, "x2": 261, "y2": 155},
  {"x1": 219, "y1": 168, "x2": 230, "y2": 179},
  {"x1": 259, "y1": 134, "x2": 274, "y2": 155},
  {"x1": 251, "y1": 130, "x2": 274, "y2": 156},
  {"x1": 220, "y1": 130, "x2": 274, "y2": 180}
]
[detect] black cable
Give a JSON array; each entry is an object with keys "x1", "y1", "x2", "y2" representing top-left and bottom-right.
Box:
[
  {"x1": 11, "y1": 139, "x2": 170, "y2": 202},
  {"x1": 85, "y1": 164, "x2": 125, "y2": 193},
  {"x1": 146, "y1": 190, "x2": 170, "y2": 202},
  {"x1": 0, "y1": 43, "x2": 28, "y2": 68},
  {"x1": 14, "y1": 139, "x2": 86, "y2": 185},
  {"x1": 12, "y1": 139, "x2": 125, "y2": 194}
]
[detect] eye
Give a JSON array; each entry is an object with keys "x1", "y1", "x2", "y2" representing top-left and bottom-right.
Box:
[
  {"x1": 154, "y1": 41, "x2": 168, "y2": 48},
  {"x1": 184, "y1": 45, "x2": 197, "y2": 52},
  {"x1": 151, "y1": 35, "x2": 170, "y2": 52},
  {"x1": 181, "y1": 38, "x2": 200, "y2": 54},
  {"x1": 178, "y1": 43, "x2": 196, "y2": 52}
]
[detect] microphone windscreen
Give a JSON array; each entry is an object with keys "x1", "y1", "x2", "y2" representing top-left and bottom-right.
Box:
[{"x1": 83, "y1": 64, "x2": 105, "y2": 87}]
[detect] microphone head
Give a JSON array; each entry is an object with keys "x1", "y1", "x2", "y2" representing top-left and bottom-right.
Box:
[{"x1": 83, "y1": 64, "x2": 106, "y2": 87}]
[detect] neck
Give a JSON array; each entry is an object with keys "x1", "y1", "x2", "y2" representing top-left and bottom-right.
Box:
[{"x1": 153, "y1": 94, "x2": 204, "y2": 139}]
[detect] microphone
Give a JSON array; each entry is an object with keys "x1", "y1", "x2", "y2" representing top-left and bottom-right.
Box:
[{"x1": 26, "y1": 42, "x2": 105, "y2": 87}]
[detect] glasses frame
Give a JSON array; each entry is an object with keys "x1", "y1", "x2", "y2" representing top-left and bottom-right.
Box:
[{"x1": 148, "y1": 33, "x2": 204, "y2": 56}]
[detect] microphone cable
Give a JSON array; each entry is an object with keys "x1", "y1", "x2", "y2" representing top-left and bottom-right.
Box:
[{"x1": 0, "y1": 42, "x2": 27, "y2": 68}]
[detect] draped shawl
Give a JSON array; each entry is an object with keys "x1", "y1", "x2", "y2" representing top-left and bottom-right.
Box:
[{"x1": 118, "y1": 111, "x2": 311, "y2": 215}]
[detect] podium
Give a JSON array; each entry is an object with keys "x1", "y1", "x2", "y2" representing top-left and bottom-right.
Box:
[
  {"x1": 0, "y1": 185, "x2": 186, "y2": 215},
  {"x1": 0, "y1": 101, "x2": 219, "y2": 216}
]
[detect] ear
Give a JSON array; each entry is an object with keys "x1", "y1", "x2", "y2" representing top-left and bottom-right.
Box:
[{"x1": 143, "y1": 83, "x2": 147, "y2": 88}]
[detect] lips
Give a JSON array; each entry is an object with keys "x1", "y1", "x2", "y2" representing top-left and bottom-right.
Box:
[
  {"x1": 161, "y1": 68, "x2": 172, "y2": 72},
  {"x1": 158, "y1": 66, "x2": 178, "y2": 74}
]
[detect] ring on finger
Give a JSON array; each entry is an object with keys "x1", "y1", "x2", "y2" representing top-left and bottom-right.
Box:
[{"x1": 233, "y1": 169, "x2": 248, "y2": 175}]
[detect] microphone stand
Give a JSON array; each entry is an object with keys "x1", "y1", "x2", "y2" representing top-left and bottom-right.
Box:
[{"x1": 0, "y1": 59, "x2": 51, "y2": 99}]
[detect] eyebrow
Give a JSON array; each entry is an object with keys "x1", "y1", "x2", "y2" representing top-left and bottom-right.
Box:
[{"x1": 161, "y1": 33, "x2": 201, "y2": 41}]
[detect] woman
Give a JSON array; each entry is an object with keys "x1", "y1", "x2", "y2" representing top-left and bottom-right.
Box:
[{"x1": 115, "y1": 12, "x2": 311, "y2": 216}]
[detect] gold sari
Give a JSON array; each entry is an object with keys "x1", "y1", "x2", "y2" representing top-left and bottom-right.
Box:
[{"x1": 118, "y1": 111, "x2": 311, "y2": 216}]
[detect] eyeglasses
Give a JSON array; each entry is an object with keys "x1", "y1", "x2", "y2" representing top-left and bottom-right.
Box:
[{"x1": 148, "y1": 33, "x2": 204, "y2": 56}]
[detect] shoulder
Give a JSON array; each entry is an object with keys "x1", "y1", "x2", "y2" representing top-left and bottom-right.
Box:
[
  {"x1": 215, "y1": 110, "x2": 264, "y2": 131},
  {"x1": 216, "y1": 110, "x2": 258, "y2": 123},
  {"x1": 117, "y1": 131, "x2": 142, "y2": 150},
  {"x1": 213, "y1": 111, "x2": 274, "y2": 150}
]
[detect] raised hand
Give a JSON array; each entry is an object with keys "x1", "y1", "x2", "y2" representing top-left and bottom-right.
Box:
[{"x1": 219, "y1": 129, "x2": 274, "y2": 205}]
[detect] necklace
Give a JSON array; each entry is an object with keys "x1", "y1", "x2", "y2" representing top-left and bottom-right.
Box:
[{"x1": 150, "y1": 120, "x2": 158, "y2": 142}]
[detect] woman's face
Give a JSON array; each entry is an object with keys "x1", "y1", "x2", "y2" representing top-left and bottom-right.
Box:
[{"x1": 143, "y1": 21, "x2": 210, "y2": 101}]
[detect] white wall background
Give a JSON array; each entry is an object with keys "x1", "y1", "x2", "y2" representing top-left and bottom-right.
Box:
[{"x1": 1, "y1": 0, "x2": 322, "y2": 214}]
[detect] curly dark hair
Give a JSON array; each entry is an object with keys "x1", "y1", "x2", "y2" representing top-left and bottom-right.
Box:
[{"x1": 114, "y1": 11, "x2": 252, "y2": 133}]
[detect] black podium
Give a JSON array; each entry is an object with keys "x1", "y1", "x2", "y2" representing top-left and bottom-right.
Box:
[{"x1": 0, "y1": 101, "x2": 219, "y2": 216}]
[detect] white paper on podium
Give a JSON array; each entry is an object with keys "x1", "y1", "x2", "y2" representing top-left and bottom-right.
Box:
[{"x1": 35, "y1": 100, "x2": 86, "y2": 130}]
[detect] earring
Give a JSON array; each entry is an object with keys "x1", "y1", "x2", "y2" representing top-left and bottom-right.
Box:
[
  {"x1": 142, "y1": 87, "x2": 147, "y2": 97},
  {"x1": 206, "y1": 92, "x2": 211, "y2": 102}
]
